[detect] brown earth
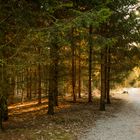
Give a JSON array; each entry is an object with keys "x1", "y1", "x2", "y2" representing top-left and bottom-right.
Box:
[{"x1": 0, "y1": 93, "x2": 124, "y2": 140}]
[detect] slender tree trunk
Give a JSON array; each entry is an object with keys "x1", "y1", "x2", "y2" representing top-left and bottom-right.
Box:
[
  {"x1": 2, "y1": 65, "x2": 9, "y2": 121},
  {"x1": 78, "y1": 46, "x2": 81, "y2": 98},
  {"x1": 21, "y1": 76, "x2": 24, "y2": 103},
  {"x1": 45, "y1": 66, "x2": 49, "y2": 96},
  {"x1": 0, "y1": 96, "x2": 4, "y2": 130},
  {"x1": 0, "y1": 63, "x2": 3, "y2": 130},
  {"x1": 0, "y1": 50, "x2": 9, "y2": 129},
  {"x1": 47, "y1": 41, "x2": 59, "y2": 114},
  {"x1": 29, "y1": 67, "x2": 32, "y2": 99},
  {"x1": 10, "y1": 76, "x2": 15, "y2": 104},
  {"x1": 71, "y1": 28, "x2": 76, "y2": 102},
  {"x1": 26, "y1": 68, "x2": 29, "y2": 98},
  {"x1": 106, "y1": 47, "x2": 111, "y2": 104},
  {"x1": 100, "y1": 48, "x2": 106, "y2": 111},
  {"x1": 48, "y1": 46, "x2": 55, "y2": 115},
  {"x1": 38, "y1": 47, "x2": 42, "y2": 104},
  {"x1": 21, "y1": 69, "x2": 25, "y2": 103},
  {"x1": 21, "y1": 71, "x2": 24, "y2": 103},
  {"x1": 104, "y1": 46, "x2": 107, "y2": 100},
  {"x1": 88, "y1": 24, "x2": 93, "y2": 103},
  {"x1": 0, "y1": 108, "x2": 3, "y2": 130},
  {"x1": 16, "y1": 76, "x2": 19, "y2": 95},
  {"x1": 34, "y1": 69, "x2": 37, "y2": 97},
  {"x1": 3, "y1": 98, "x2": 8, "y2": 121},
  {"x1": 38, "y1": 63, "x2": 42, "y2": 104},
  {"x1": 54, "y1": 44, "x2": 59, "y2": 106}
]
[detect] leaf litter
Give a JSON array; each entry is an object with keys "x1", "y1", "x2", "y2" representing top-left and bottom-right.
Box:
[{"x1": 0, "y1": 93, "x2": 124, "y2": 140}]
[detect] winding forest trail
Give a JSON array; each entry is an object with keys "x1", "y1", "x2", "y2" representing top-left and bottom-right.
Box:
[{"x1": 80, "y1": 88, "x2": 140, "y2": 140}]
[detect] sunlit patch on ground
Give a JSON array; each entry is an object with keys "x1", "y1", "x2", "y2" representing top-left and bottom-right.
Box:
[
  {"x1": 124, "y1": 88, "x2": 140, "y2": 97},
  {"x1": 8, "y1": 98, "x2": 48, "y2": 110},
  {"x1": 1, "y1": 97, "x2": 100, "y2": 140},
  {"x1": 8, "y1": 98, "x2": 48, "y2": 116},
  {"x1": 1, "y1": 92, "x2": 128, "y2": 140},
  {"x1": 8, "y1": 98, "x2": 72, "y2": 116}
]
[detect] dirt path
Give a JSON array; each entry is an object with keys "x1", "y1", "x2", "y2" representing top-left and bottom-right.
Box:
[{"x1": 80, "y1": 88, "x2": 140, "y2": 140}]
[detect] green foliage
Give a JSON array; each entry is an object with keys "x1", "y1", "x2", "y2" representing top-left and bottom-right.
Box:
[
  {"x1": 0, "y1": 0, "x2": 139, "y2": 116},
  {"x1": 0, "y1": 60, "x2": 5, "y2": 66},
  {"x1": 77, "y1": 0, "x2": 111, "y2": 9}
]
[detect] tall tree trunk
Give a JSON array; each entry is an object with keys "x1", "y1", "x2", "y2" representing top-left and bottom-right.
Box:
[
  {"x1": 45, "y1": 65, "x2": 49, "y2": 96},
  {"x1": 10, "y1": 76, "x2": 15, "y2": 104},
  {"x1": 16, "y1": 76, "x2": 18, "y2": 95},
  {"x1": 38, "y1": 63, "x2": 42, "y2": 104},
  {"x1": 0, "y1": 108, "x2": 3, "y2": 130},
  {"x1": 78, "y1": 46, "x2": 81, "y2": 98},
  {"x1": 2, "y1": 65, "x2": 9, "y2": 121},
  {"x1": 104, "y1": 46, "x2": 107, "y2": 100},
  {"x1": 38, "y1": 47, "x2": 42, "y2": 104},
  {"x1": 26, "y1": 68, "x2": 29, "y2": 98},
  {"x1": 0, "y1": 65, "x2": 8, "y2": 130},
  {"x1": 34, "y1": 69, "x2": 37, "y2": 97},
  {"x1": 106, "y1": 47, "x2": 111, "y2": 104},
  {"x1": 47, "y1": 41, "x2": 59, "y2": 114},
  {"x1": 20, "y1": 69, "x2": 24, "y2": 102},
  {"x1": 88, "y1": 24, "x2": 93, "y2": 103},
  {"x1": 54, "y1": 44, "x2": 59, "y2": 106},
  {"x1": 100, "y1": 48, "x2": 106, "y2": 111},
  {"x1": 29, "y1": 67, "x2": 32, "y2": 99},
  {"x1": 71, "y1": 28, "x2": 76, "y2": 102},
  {"x1": 48, "y1": 46, "x2": 55, "y2": 115},
  {"x1": 21, "y1": 70, "x2": 24, "y2": 103},
  {"x1": 0, "y1": 48, "x2": 9, "y2": 129}
]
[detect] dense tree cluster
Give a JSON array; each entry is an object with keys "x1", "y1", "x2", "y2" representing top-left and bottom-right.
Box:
[{"x1": 0, "y1": 0, "x2": 139, "y2": 130}]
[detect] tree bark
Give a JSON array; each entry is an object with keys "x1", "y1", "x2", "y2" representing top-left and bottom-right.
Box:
[
  {"x1": 71, "y1": 28, "x2": 76, "y2": 102},
  {"x1": 26, "y1": 68, "x2": 29, "y2": 98},
  {"x1": 20, "y1": 70, "x2": 24, "y2": 103},
  {"x1": 0, "y1": 64, "x2": 9, "y2": 130},
  {"x1": 88, "y1": 24, "x2": 93, "y2": 103},
  {"x1": 106, "y1": 47, "x2": 111, "y2": 104},
  {"x1": 78, "y1": 46, "x2": 81, "y2": 98},
  {"x1": 104, "y1": 46, "x2": 107, "y2": 100},
  {"x1": 48, "y1": 46, "x2": 55, "y2": 115},
  {"x1": 29, "y1": 67, "x2": 32, "y2": 99},
  {"x1": 2, "y1": 65, "x2": 9, "y2": 121},
  {"x1": 34, "y1": 69, "x2": 37, "y2": 97},
  {"x1": 10, "y1": 76, "x2": 15, "y2": 104},
  {"x1": 54, "y1": 44, "x2": 59, "y2": 106},
  {"x1": 100, "y1": 47, "x2": 106, "y2": 111},
  {"x1": 47, "y1": 39, "x2": 59, "y2": 114},
  {"x1": 38, "y1": 47, "x2": 42, "y2": 104},
  {"x1": 38, "y1": 63, "x2": 42, "y2": 104}
]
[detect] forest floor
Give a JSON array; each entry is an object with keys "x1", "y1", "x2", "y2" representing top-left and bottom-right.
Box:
[{"x1": 0, "y1": 89, "x2": 135, "y2": 140}]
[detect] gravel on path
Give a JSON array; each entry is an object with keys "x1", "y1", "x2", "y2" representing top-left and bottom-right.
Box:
[{"x1": 80, "y1": 88, "x2": 140, "y2": 140}]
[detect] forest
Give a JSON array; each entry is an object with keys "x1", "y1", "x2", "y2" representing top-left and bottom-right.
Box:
[{"x1": 0, "y1": 0, "x2": 140, "y2": 139}]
